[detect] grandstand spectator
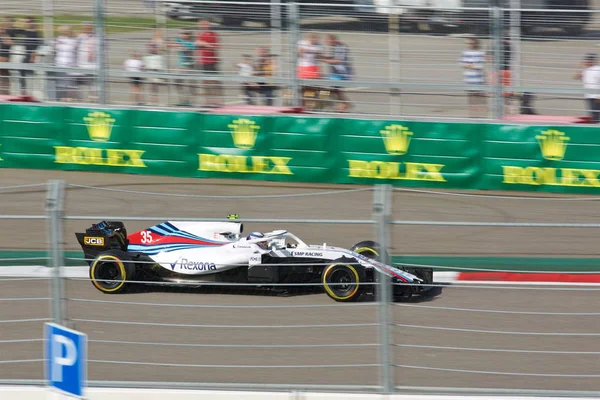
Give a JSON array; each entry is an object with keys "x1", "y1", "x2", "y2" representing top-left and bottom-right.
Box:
[
  {"x1": 54, "y1": 25, "x2": 78, "y2": 101},
  {"x1": 297, "y1": 33, "x2": 323, "y2": 80},
  {"x1": 169, "y1": 29, "x2": 196, "y2": 107},
  {"x1": 236, "y1": 54, "x2": 255, "y2": 105},
  {"x1": 297, "y1": 34, "x2": 323, "y2": 108},
  {"x1": 461, "y1": 37, "x2": 486, "y2": 118},
  {"x1": 0, "y1": 17, "x2": 15, "y2": 95},
  {"x1": 75, "y1": 24, "x2": 97, "y2": 102},
  {"x1": 195, "y1": 18, "x2": 221, "y2": 107},
  {"x1": 253, "y1": 47, "x2": 277, "y2": 106},
  {"x1": 14, "y1": 17, "x2": 42, "y2": 96},
  {"x1": 124, "y1": 51, "x2": 144, "y2": 105},
  {"x1": 149, "y1": 28, "x2": 166, "y2": 55},
  {"x1": 575, "y1": 53, "x2": 600, "y2": 123},
  {"x1": 143, "y1": 41, "x2": 166, "y2": 106},
  {"x1": 323, "y1": 34, "x2": 352, "y2": 112}
]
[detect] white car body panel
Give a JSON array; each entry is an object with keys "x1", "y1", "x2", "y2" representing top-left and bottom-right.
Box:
[{"x1": 127, "y1": 221, "x2": 421, "y2": 283}]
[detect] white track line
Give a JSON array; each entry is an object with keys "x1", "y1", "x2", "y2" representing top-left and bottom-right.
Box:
[
  {"x1": 2, "y1": 267, "x2": 599, "y2": 286},
  {"x1": 0, "y1": 267, "x2": 458, "y2": 281},
  {"x1": 448, "y1": 280, "x2": 600, "y2": 286},
  {"x1": 0, "y1": 266, "x2": 88, "y2": 278}
]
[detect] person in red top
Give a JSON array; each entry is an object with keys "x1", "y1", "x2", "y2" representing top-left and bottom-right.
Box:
[{"x1": 195, "y1": 18, "x2": 221, "y2": 107}]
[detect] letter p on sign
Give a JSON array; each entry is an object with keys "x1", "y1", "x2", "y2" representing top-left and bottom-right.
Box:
[{"x1": 45, "y1": 323, "x2": 87, "y2": 398}]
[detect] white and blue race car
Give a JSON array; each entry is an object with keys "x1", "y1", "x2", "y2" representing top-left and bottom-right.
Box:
[{"x1": 76, "y1": 217, "x2": 433, "y2": 302}]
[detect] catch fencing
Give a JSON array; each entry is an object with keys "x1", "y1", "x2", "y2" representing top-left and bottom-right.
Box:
[
  {"x1": 0, "y1": 180, "x2": 599, "y2": 397},
  {"x1": 0, "y1": 1, "x2": 598, "y2": 119}
]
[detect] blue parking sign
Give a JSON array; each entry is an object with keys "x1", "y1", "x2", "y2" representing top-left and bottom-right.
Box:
[{"x1": 45, "y1": 323, "x2": 87, "y2": 398}]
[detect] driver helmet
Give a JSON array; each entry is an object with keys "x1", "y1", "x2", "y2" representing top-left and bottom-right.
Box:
[{"x1": 246, "y1": 232, "x2": 268, "y2": 249}]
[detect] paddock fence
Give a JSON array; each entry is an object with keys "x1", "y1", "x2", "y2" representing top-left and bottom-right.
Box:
[{"x1": 0, "y1": 1, "x2": 599, "y2": 118}]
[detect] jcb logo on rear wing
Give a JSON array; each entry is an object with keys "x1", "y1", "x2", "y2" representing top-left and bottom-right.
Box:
[{"x1": 84, "y1": 236, "x2": 105, "y2": 246}]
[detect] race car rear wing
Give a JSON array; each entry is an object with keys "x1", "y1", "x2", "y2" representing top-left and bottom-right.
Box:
[{"x1": 75, "y1": 221, "x2": 129, "y2": 262}]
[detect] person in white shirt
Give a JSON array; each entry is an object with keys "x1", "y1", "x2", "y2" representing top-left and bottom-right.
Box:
[
  {"x1": 142, "y1": 41, "x2": 165, "y2": 106},
  {"x1": 75, "y1": 24, "x2": 97, "y2": 101},
  {"x1": 461, "y1": 37, "x2": 487, "y2": 118},
  {"x1": 54, "y1": 26, "x2": 77, "y2": 101},
  {"x1": 236, "y1": 54, "x2": 255, "y2": 105},
  {"x1": 297, "y1": 33, "x2": 323, "y2": 80},
  {"x1": 575, "y1": 53, "x2": 600, "y2": 123},
  {"x1": 124, "y1": 51, "x2": 144, "y2": 105},
  {"x1": 297, "y1": 34, "x2": 323, "y2": 109}
]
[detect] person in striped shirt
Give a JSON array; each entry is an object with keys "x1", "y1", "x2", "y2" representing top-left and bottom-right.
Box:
[{"x1": 461, "y1": 37, "x2": 487, "y2": 118}]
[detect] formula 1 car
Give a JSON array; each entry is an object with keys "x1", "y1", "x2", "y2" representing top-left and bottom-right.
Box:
[{"x1": 75, "y1": 218, "x2": 433, "y2": 302}]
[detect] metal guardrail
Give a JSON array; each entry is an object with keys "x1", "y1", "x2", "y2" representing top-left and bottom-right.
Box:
[{"x1": 5, "y1": 62, "x2": 600, "y2": 96}]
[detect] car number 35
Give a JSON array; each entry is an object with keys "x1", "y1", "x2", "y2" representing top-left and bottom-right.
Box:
[{"x1": 140, "y1": 230, "x2": 153, "y2": 244}]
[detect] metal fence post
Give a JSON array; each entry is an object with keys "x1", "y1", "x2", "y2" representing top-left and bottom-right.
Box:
[
  {"x1": 271, "y1": 0, "x2": 283, "y2": 106},
  {"x1": 373, "y1": 184, "x2": 393, "y2": 394},
  {"x1": 95, "y1": 0, "x2": 107, "y2": 105},
  {"x1": 490, "y1": 3, "x2": 504, "y2": 119},
  {"x1": 46, "y1": 180, "x2": 66, "y2": 325},
  {"x1": 509, "y1": 0, "x2": 521, "y2": 89},
  {"x1": 388, "y1": 13, "x2": 401, "y2": 116},
  {"x1": 42, "y1": 0, "x2": 54, "y2": 44},
  {"x1": 288, "y1": 2, "x2": 300, "y2": 107}
]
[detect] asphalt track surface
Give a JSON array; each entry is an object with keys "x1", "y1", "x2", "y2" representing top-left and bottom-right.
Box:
[{"x1": 1, "y1": 169, "x2": 600, "y2": 393}]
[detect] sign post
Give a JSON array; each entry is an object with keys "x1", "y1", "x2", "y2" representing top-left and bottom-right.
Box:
[{"x1": 45, "y1": 323, "x2": 88, "y2": 398}]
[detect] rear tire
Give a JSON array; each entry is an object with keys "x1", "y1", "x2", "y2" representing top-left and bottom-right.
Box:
[
  {"x1": 89, "y1": 250, "x2": 136, "y2": 294},
  {"x1": 322, "y1": 260, "x2": 365, "y2": 302}
]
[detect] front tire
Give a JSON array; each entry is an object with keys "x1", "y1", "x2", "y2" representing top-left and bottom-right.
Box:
[
  {"x1": 89, "y1": 250, "x2": 136, "y2": 294},
  {"x1": 322, "y1": 261, "x2": 364, "y2": 302},
  {"x1": 351, "y1": 240, "x2": 389, "y2": 262}
]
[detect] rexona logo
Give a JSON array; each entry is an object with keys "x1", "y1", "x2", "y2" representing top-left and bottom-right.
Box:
[
  {"x1": 503, "y1": 129, "x2": 600, "y2": 187},
  {"x1": 170, "y1": 257, "x2": 217, "y2": 271},
  {"x1": 54, "y1": 111, "x2": 146, "y2": 168},
  {"x1": 198, "y1": 118, "x2": 292, "y2": 175},
  {"x1": 348, "y1": 124, "x2": 446, "y2": 182}
]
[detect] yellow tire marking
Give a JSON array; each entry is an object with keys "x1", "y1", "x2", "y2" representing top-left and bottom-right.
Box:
[
  {"x1": 354, "y1": 247, "x2": 379, "y2": 258},
  {"x1": 322, "y1": 263, "x2": 360, "y2": 301},
  {"x1": 90, "y1": 255, "x2": 127, "y2": 293}
]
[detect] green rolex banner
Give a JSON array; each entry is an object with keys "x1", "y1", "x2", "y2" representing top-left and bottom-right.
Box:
[
  {"x1": 1, "y1": 103, "x2": 600, "y2": 194},
  {"x1": 194, "y1": 115, "x2": 334, "y2": 183},
  {"x1": 196, "y1": 114, "x2": 293, "y2": 178},
  {"x1": 335, "y1": 119, "x2": 480, "y2": 188},
  {"x1": 483, "y1": 124, "x2": 600, "y2": 192}
]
